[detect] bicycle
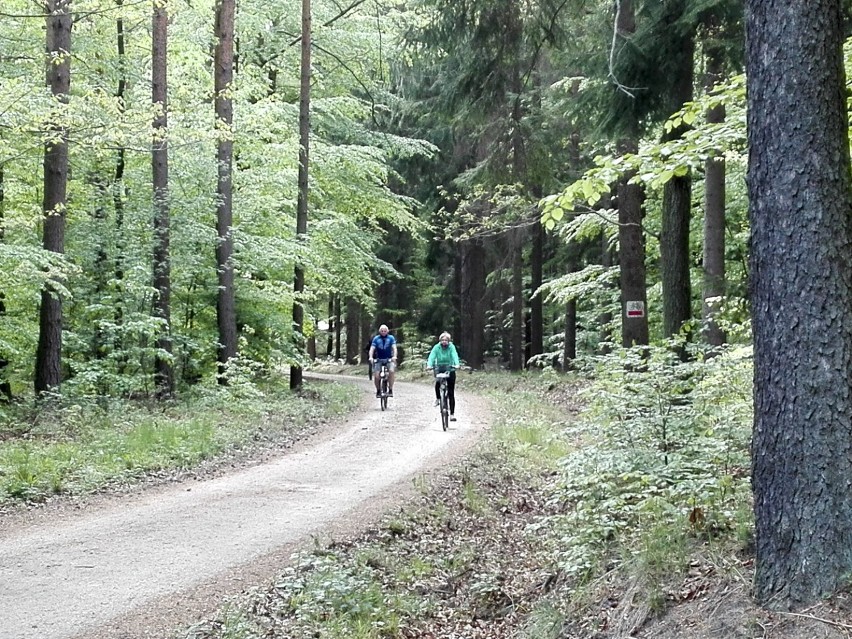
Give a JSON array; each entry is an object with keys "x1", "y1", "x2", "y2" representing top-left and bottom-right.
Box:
[
  {"x1": 378, "y1": 361, "x2": 390, "y2": 411},
  {"x1": 432, "y1": 366, "x2": 456, "y2": 431}
]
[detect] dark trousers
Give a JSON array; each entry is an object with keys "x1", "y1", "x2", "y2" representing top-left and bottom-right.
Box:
[{"x1": 434, "y1": 369, "x2": 456, "y2": 414}]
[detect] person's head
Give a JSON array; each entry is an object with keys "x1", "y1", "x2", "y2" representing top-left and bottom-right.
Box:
[
  {"x1": 439, "y1": 332, "x2": 451, "y2": 347},
  {"x1": 379, "y1": 324, "x2": 389, "y2": 336}
]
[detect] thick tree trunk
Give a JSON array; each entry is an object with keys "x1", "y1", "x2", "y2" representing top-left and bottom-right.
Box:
[
  {"x1": 215, "y1": 0, "x2": 238, "y2": 380},
  {"x1": 615, "y1": 0, "x2": 648, "y2": 348},
  {"x1": 151, "y1": 1, "x2": 174, "y2": 398},
  {"x1": 35, "y1": 0, "x2": 72, "y2": 395},
  {"x1": 702, "y1": 43, "x2": 726, "y2": 348},
  {"x1": 660, "y1": 23, "x2": 694, "y2": 340},
  {"x1": 747, "y1": 0, "x2": 852, "y2": 608},
  {"x1": 618, "y1": 162, "x2": 649, "y2": 347},
  {"x1": 290, "y1": 0, "x2": 311, "y2": 390}
]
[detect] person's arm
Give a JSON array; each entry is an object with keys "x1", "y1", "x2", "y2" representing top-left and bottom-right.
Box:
[
  {"x1": 451, "y1": 344, "x2": 460, "y2": 367},
  {"x1": 391, "y1": 337, "x2": 398, "y2": 360},
  {"x1": 426, "y1": 344, "x2": 436, "y2": 368},
  {"x1": 368, "y1": 338, "x2": 376, "y2": 361}
]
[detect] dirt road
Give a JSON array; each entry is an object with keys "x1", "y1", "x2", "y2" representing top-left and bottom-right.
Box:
[{"x1": 0, "y1": 373, "x2": 489, "y2": 639}]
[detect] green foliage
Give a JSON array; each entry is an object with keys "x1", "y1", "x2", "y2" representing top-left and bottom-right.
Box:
[
  {"x1": 543, "y1": 345, "x2": 753, "y2": 586},
  {"x1": 0, "y1": 0, "x2": 434, "y2": 399},
  {"x1": 0, "y1": 376, "x2": 360, "y2": 503}
]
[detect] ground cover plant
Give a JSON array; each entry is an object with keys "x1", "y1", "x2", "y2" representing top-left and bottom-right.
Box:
[{"x1": 0, "y1": 374, "x2": 359, "y2": 505}]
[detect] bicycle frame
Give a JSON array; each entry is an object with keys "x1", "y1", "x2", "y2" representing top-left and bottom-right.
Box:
[
  {"x1": 378, "y1": 362, "x2": 390, "y2": 411},
  {"x1": 435, "y1": 371, "x2": 451, "y2": 430}
]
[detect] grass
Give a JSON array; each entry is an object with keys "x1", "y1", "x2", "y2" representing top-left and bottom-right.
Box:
[{"x1": 0, "y1": 374, "x2": 360, "y2": 504}]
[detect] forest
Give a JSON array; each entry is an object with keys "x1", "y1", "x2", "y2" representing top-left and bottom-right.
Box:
[{"x1": 3, "y1": 0, "x2": 852, "y2": 633}]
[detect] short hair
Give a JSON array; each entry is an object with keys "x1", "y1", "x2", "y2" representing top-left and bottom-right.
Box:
[
  {"x1": 439, "y1": 332, "x2": 451, "y2": 341},
  {"x1": 379, "y1": 324, "x2": 389, "y2": 332}
]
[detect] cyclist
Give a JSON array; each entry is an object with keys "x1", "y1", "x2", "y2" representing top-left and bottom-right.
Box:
[
  {"x1": 368, "y1": 324, "x2": 397, "y2": 398},
  {"x1": 426, "y1": 331, "x2": 460, "y2": 421}
]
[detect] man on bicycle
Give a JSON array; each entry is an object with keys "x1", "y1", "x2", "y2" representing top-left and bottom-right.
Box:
[
  {"x1": 427, "y1": 331, "x2": 460, "y2": 420},
  {"x1": 368, "y1": 324, "x2": 397, "y2": 398}
]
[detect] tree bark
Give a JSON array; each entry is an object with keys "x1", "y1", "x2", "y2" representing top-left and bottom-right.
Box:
[
  {"x1": 747, "y1": 0, "x2": 852, "y2": 608},
  {"x1": 112, "y1": 1, "x2": 127, "y2": 371},
  {"x1": 215, "y1": 0, "x2": 238, "y2": 380},
  {"x1": 0, "y1": 166, "x2": 10, "y2": 401},
  {"x1": 152, "y1": 0, "x2": 174, "y2": 398},
  {"x1": 615, "y1": 0, "x2": 649, "y2": 348},
  {"x1": 290, "y1": 0, "x2": 311, "y2": 390},
  {"x1": 701, "y1": 33, "x2": 726, "y2": 348},
  {"x1": 35, "y1": 0, "x2": 72, "y2": 395},
  {"x1": 511, "y1": 232, "x2": 524, "y2": 371},
  {"x1": 660, "y1": 20, "x2": 694, "y2": 340}
]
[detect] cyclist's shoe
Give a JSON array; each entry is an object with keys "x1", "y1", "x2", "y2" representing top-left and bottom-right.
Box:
[
  {"x1": 388, "y1": 390, "x2": 394, "y2": 397},
  {"x1": 434, "y1": 399, "x2": 440, "y2": 406},
  {"x1": 450, "y1": 414, "x2": 457, "y2": 421},
  {"x1": 376, "y1": 391, "x2": 381, "y2": 398}
]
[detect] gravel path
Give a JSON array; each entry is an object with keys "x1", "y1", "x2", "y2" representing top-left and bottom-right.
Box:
[{"x1": 0, "y1": 373, "x2": 490, "y2": 639}]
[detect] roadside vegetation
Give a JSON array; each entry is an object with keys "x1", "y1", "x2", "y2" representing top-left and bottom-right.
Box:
[
  {"x1": 180, "y1": 347, "x2": 758, "y2": 639},
  {"x1": 0, "y1": 373, "x2": 359, "y2": 506}
]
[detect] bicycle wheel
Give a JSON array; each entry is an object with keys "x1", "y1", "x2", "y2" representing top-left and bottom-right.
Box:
[
  {"x1": 380, "y1": 376, "x2": 388, "y2": 411},
  {"x1": 440, "y1": 384, "x2": 449, "y2": 431}
]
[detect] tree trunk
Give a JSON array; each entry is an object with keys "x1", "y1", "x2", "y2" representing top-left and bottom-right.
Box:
[
  {"x1": 290, "y1": 0, "x2": 311, "y2": 390},
  {"x1": 345, "y1": 299, "x2": 360, "y2": 364},
  {"x1": 35, "y1": 0, "x2": 72, "y2": 395},
  {"x1": 618, "y1": 161, "x2": 649, "y2": 347},
  {"x1": 326, "y1": 296, "x2": 334, "y2": 357},
  {"x1": 334, "y1": 295, "x2": 342, "y2": 361},
  {"x1": 747, "y1": 0, "x2": 852, "y2": 608},
  {"x1": 615, "y1": 0, "x2": 649, "y2": 348},
  {"x1": 0, "y1": 166, "x2": 10, "y2": 401},
  {"x1": 151, "y1": 0, "x2": 174, "y2": 398},
  {"x1": 529, "y1": 219, "x2": 544, "y2": 358},
  {"x1": 701, "y1": 34, "x2": 726, "y2": 348},
  {"x1": 215, "y1": 0, "x2": 238, "y2": 380},
  {"x1": 112, "y1": 1, "x2": 127, "y2": 371},
  {"x1": 563, "y1": 300, "x2": 576, "y2": 371},
  {"x1": 511, "y1": 233, "x2": 524, "y2": 371},
  {"x1": 660, "y1": 23, "x2": 695, "y2": 340}
]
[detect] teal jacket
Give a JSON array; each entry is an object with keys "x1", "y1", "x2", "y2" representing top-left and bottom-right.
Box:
[{"x1": 427, "y1": 342, "x2": 460, "y2": 369}]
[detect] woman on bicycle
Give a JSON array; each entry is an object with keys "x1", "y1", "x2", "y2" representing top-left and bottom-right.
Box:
[{"x1": 427, "y1": 331, "x2": 460, "y2": 420}]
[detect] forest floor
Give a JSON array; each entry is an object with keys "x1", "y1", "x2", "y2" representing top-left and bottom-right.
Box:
[{"x1": 4, "y1": 369, "x2": 852, "y2": 639}]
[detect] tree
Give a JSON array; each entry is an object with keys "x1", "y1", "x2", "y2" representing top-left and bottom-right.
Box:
[
  {"x1": 290, "y1": 0, "x2": 311, "y2": 390},
  {"x1": 701, "y1": 31, "x2": 726, "y2": 348},
  {"x1": 214, "y1": 0, "x2": 238, "y2": 380},
  {"x1": 658, "y1": 3, "x2": 694, "y2": 340},
  {"x1": 0, "y1": 166, "x2": 10, "y2": 401},
  {"x1": 614, "y1": 0, "x2": 649, "y2": 348},
  {"x1": 35, "y1": 0, "x2": 72, "y2": 395},
  {"x1": 747, "y1": 0, "x2": 852, "y2": 608},
  {"x1": 152, "y1": 0, "x2": 174, "y2": 397}
]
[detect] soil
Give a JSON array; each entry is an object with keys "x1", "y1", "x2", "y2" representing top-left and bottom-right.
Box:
[{"x1": 0, "y1": 373, "x2": 490, "y2": 639}]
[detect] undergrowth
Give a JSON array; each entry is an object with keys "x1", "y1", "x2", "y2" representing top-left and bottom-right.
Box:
[{"x1": 0, "y1": 374, "x2": 359, "y2": 503}]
